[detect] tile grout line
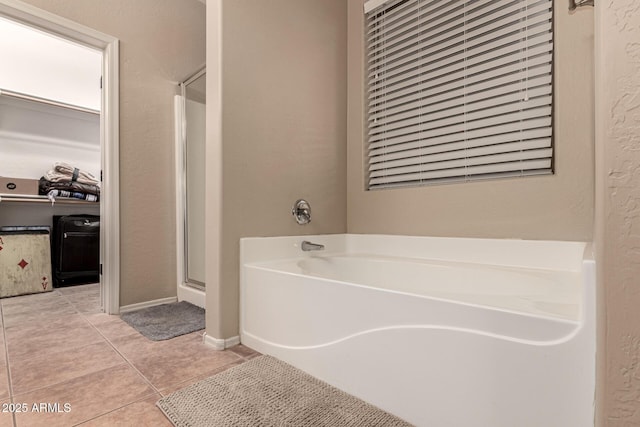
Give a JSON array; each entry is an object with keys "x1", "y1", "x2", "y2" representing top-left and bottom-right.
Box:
[
  {"x1": 152, "y1": 332, "x2": 247, "y2": 397},
  {"x1": 2, "y1": 291, "x2": 68, "y2": 403},
  {"x1": 10, "y1": 363, "x2": 132, "y2": 406},
  {"x1": 70, "y1": 318, "x2": 247, "y2": 426},
  {"x1": 59, "y1": 286, "x2": 167, "y2": 407},
  {"x1": 6, "y1": 288, "x2": 119, "y2": 400},
  {"x1": 69, "y1": 392, "x2": 160, "y2": 427},
  {"x1": 73, "y1": 313, "x2": 227, "y2": 425},
  {"x1": 77, "y1": 311, "x2": 164, "y2": 398},
  {"x1": 156, "y1": 358, "x2": 246, "y2": 398},
  {"x1": 2, "y1": 286, "x2": 103, "y2": 426},
  {"x1": 84, "y1": 322, "x2": 247, "y2": 399},
  {"x1": 75, "y1": 303, "x2": 245, "y2": 400},
  {"x1": 54, "y1": 285, "x2": 166, "y2": 404},
  {"x1": 56, "y1": 288, "x2": 90, "y2": 315},
  {"x1": 78, "y1": 313, "x2": 249, "y2": 400}
]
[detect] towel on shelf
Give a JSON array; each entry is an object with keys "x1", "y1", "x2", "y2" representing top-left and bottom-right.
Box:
[
  {"x1": 38, "y1": 177, "x2": 100, "y2": 196},
  {"x1": 44, "y1": 162, "x2": 99, "y2": 186}
]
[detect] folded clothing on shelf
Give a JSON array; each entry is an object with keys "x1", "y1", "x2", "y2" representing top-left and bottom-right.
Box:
[
  {"x1": 38, "y1": 177, "x2": 100, "y2": 196},
  {"x1": 39, "y1": 162, "x2": 100, "y2": 202},
  {"x1": 44, "y1": 162, "x2": 99, "y2": 186}
]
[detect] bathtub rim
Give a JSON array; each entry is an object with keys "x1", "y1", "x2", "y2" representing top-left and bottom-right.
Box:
[
  {"x1": 240, "y1": 233, "x2": 588, "y2": 272},
  {"x1": 245, "y1": 257, "x2": 582, "y2": 324}
]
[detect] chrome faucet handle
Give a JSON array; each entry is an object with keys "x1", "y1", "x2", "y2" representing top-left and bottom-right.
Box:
[
  {"x1": 569, "y1": 0, "x2": 593, "y2": 11},
  {"x1": 292, "y1": 199, "x2": 311, "y2": 225}
]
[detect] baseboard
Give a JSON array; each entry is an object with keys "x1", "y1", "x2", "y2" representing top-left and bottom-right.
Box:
[
  {"x1": 119, "y1": 296, "x2": 178, "y2": 313},
  {"x1": 203, "y1": 333, "x2": 240, "y2": 351}
]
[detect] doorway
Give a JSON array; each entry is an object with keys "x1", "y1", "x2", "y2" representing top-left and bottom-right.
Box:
[{"x1": 0, "y1": 0, "x2": 120, "y2": 313}]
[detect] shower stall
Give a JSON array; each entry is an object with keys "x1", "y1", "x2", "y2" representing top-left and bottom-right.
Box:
[{"x1": 175, "y1": 68, "x2": 206, "y2": 308}]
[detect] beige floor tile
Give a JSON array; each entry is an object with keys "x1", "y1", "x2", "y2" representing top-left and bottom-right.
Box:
[
  {"x1": 228, "y1": 344, "x2": 261, "y2": 360},
  {"x1": 76, "y1": 394, "x2": 171, "y2": 427},
  {"x1": 158, "y1": 359, "x2": 244, "y2": 397},
  {"x1": 110, "y1": 332, "x2": 242, "y2": 391},
  {"x1": 6, "y1": 320, "x2": 104, "y2": 361},
  {"x1": 82, "y1": 313, "x2": 110, "y2": 326},
  {"x1": 1, "y1": 295, "x2": 66, "y2": 314},
  {"x1": 108, "y1": 331, "x2": 200, "y2": 359},
  {"x1": 65, "y1": 300, "x2": 100, "y2": 312},
  {"x1": 63, "y1": 293, "x2": 100, "y2": 305},
  {"x1": 2, "y1": 302, "x2": 77, "y2": 329},
  {"x1": 71, "y1": 304, "x2": 102, "y2": 315},
  {"x1": 0, "y1": 401, "x2": 14, "y2": 427},
  {"x1": 0, "y1": 335, "x2": 6, "y2": 367},
  {"x1": 13, "y1": 364, "x2": 155, "y2": 427},
  {"x1": 62, "y1": 293, "x2": 101, "y2": 314},
  {"x1": 0, "y1": 366, "x2": 9, "y2": 400},
  {"x1": 1, "y1": 297, "x2": 70, "y2": 316},
  {"x1": 3, "y1": 314, "x2": 86, "y2": 336},
  {"x1": 84, "y1": 314, "x2": 138, "y2": 341},
  {"x1": 1, "y1": 291, "x2": 62, "y2": 307},
  {"x1": 55, "y1": 284, "x2": 99, "y2": 296},
  {"x1": 10, "y1": 341, "x2": 124, "y2": 395}
]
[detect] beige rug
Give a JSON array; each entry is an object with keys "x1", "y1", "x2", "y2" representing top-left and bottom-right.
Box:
[{"x1": 157, "y1": 355, "x2": 413, "y2": 427}]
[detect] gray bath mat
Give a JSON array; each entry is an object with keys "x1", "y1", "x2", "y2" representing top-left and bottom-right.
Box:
[
  {"x1": 157, "y1": 355, "x2": 412, "y2": 427},
  {"x1": 120, "y1": 301, "x2": 204, "y2": 341}
]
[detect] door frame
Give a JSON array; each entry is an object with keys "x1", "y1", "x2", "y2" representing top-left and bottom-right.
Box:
[{"x1": 0, "y1": 0, "x2": 120, "y2": 314}]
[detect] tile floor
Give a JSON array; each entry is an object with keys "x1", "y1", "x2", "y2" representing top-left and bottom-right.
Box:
[{"x1": 0, "y1": 284, "x2": 259, "y2": 426}]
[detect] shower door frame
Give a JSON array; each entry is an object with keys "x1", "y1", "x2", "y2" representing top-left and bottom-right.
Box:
[{"x1": 175, "y1": 67, "x2": 206, "y2": 308}]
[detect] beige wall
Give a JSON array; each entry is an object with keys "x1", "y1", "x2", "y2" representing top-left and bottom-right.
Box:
[
  {"x1": 20, "y1": 0, "x2": 206, "y2": 306},
  {"x1": 347, "y1": 0, "x2": 594, "y2": 242},
  {"x1": 206, "y1": 0, "x2": 348, "y2": 338},
  {"x1": 595, "y1": 1, "x2": 640, "y2": 425}
]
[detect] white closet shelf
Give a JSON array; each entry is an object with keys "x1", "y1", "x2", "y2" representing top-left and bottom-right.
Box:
[
  {"x1": 0, "y1": 194, "x2": 98, "y2": 205},
  {"x1": 0, "y1": 88, "x2": 99, "y2": 115}
]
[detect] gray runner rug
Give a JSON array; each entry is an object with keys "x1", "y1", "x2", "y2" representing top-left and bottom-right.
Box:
[
  {"x1": 120, "y1": 301, "x2": 204, "y2": 341},
  {"x1": 157, "y1": 355, "x2": 413, "y2": 427}
]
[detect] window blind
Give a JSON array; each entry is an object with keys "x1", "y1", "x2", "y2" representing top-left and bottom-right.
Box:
[{"x1": 365, "y1": 0, "x2": 554, "y2": 190}]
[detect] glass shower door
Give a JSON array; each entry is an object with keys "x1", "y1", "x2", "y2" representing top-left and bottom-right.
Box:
[{"x1": 181, "y1": 70, "x2": 206, "y2": 289}]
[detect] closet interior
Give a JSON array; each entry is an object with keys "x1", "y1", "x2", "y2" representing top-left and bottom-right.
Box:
[{"x1": 0, "y1": 16, "x2": 102, "y2": 299}]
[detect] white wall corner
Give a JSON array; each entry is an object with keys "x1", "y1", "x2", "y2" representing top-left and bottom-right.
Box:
[{"x1": 203, "y1": 333, "x2": 240, "y2": 351}]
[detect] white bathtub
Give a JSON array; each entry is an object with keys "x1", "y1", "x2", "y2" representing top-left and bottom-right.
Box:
[{"x1": 240, "y1": 234, "x2": 595, "y2": 427}]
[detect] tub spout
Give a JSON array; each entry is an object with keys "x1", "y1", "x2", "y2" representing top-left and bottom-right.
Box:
[{"x1": 301, "y1": 241, "x2": 325, "y2": 251}]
